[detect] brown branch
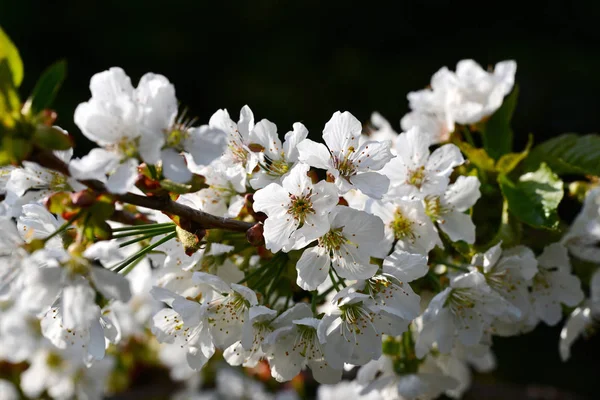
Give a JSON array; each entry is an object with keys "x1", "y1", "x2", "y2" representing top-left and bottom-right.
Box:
[{"x1": 33, "y1": 150, "x2": 254, "y2": 233}]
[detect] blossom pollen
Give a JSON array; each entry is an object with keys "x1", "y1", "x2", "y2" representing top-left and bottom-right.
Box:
[
  {"x1": 390, "y1": 208, "x2": 415, "y2": 241},
  {"x1": 287, "y1": 192, "x2": 315, "y2": 225}
]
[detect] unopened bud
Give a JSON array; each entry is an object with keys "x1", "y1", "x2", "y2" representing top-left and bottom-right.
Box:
[
  {"x1": 176, "y1": 225, "x2": 206, "y2": 256},
  {"x1": 70, "y1": 190, "x2": 95, "y2": 207},
  {"x1": 246, "y1": 223, "x2": 264, "y2": 246},
  {"x1": 245, "y1": 193, "x2": 267, "y2": 223}
]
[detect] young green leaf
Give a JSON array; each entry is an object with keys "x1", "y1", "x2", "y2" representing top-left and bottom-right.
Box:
[
  {"x1": 524, "y1": 133, "x2": 600, "y2": 177},
  {"x1": 479, "y1": 85, "x2": 519, "y2": 159},
  {"x1": 498, "y1": 162, "x2": 563, "y2": 230},
  {"x1": 495, "y1": 133, "x2": 533, "y2": 174},
  {"x1": 0, "y1": 26, "x2": 24, "y2": 86},
  {"x1": 24, "y1": 60, "x2": 67, "y2": 114}
]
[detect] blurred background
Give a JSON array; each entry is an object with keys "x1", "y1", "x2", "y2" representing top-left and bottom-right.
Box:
[{"x1": 1, "y1": 1, "x2": 599, "y2": 398}]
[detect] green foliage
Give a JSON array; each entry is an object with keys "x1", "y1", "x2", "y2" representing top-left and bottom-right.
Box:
[
  {"x1": 0, "y1": 60, "x2": 20, "y2": 117},
  {"x1": 25, "y1": 60, "x2": 67, "y2": 114},
  {"x1": 498, "y1": 162, "x2": 563, "y2": 230},
  {"x1": 0, "y1": 27, "x2": 24, "y2": 87},
  {"x1": 33, "y1": 125, "x2": 73, "y2": 150},
  {"x1": 495, "y1": 134, "x2": 533, "y2": 174},
  {"x1": 478, "y1": 85, "x2": 519, "y2": 159},
  {"x1": 525, "y1": 133, "x2": 600, "y2": 177}
]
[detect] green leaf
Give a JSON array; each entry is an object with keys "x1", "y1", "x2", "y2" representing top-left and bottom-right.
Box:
[
  {"x1": 0, "y1": 60, "x2": 21, "y2": 117},
  {"x1": 495, "y1": 134, "x2": 533, "y2": 174},
  {"x1": 0, "y1": 27, "x2": 24, "y2": 86},
  {"x1": 25, "y1": 60, "x2": 66, "y2": 114},
  {"x1": 498, "y1": 162, "x2": 563, "y2": 230},
  {"x1": 479, "y1": 85, "x2": 519, "y2": 159},
  {"x1": 0, "y1": 135, "x2": 32, "y2": 165},
  {"x1": 524, "y1": 133, "x2": 600, "y2": 177},
  {"x1": 33, "y1": 125, "x2": 73, "y2": 150},
  {"x1": 454, "y1": 139, "x2": 495, "y2": 172}
]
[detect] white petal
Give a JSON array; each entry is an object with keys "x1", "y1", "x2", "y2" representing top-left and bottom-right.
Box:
[
  {"x1": 349, "y1": 172, "x2": 389, "y2": 199},
  {"x1": 283, "y1": 122, "x2": 309, "y2": 162},
  {"x1": 444, "y1": 175, "x2": 481, "y2": 211},
  {"x1": 383, "y1": 250, "x2": 428, "y2": 282},
  {"x1": 439, "y1": 210, "x2": 476, "y2": 244},
  {"x1": 559, "y1": 307, "x2": 591, "y2": 361},
  {"x1": 282, "y1": 163, "x2": 312, "y2": 196},
  {"x1": 161, "y1": 148, "x2": 192, "y2": 183},
  {"x1": 69, "y1": 148, "x2": 120, "y2": 182},
  {"x1": 263, "y1": 216, "x2": 298, "y2": 253},
  {"x1": 296, "y1": 246, "x2": 330, "y2": 290},
  {"x1": 426, "y1": 143, "x2": 464, "y2": 176},
  {"x1": 106, "y1": 158, "x2": 139, "y2": 194},
  {"x1": 249, "y1": 119, "x2": 282, "y2": 158},
  {"x1": 351, "y1": 139, "x2": 394, "y2": 171},
  {"x1": 61, "y1": 282, "x2": 98, "y2": 329},
  {"x1": 297, "y1": 139, "x2": 332, "y2": 170},
  {"x1": 332, "y1": 243, "x2": 377, "y2": 280},
  {"x1": 322, "y1": 111, "x2": 361, "y2": 154},
  {"x1": 91, "y1": 267, "x2": 132, "y2": 302},
  {"x1": 311, "y1": 181, "x2": 340, "y2": 213},
  {"x1": 186, "y1": 125, "x2": 228, "y2": 166},
  {"x1": 252, "y1": 183, "x2": 290, "y2": 217},
  {"x1": 88, "y1": 318, "x2": 106, "y2": 360}
]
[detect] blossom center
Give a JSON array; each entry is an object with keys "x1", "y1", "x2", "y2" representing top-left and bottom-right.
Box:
[
  {"x1": 446, "y1": 288, "x2": 476, "y2": 312},
  {"x1": 111, "y1": 137, "x2": 139, "y2": 159},
  {"x1": 165, "y1": 128, "x2": 190, "y2": 151},
  {"x1": 46, "y1": 352, "x2": 65, "y2": 369},
  {"x1": 407, "y1": 166, "x2": 426, "y2": 188},
  {"x1": 262, "y1": 155, "x2": 290, "y2": 177},
  {"x1": 333, "y1": 147, "x2": 357, "y2": 179},
  {"x1": 294, "y1": 325, "x2": 321, "y2": 359},
  {"x1": 424, "y1": 195, "x2": 448, "y2": 220},
  {"x1": 288, "y1": 193, "x2": 315, "y2": 225},
  {"x1": 319, "y1": 227, "x2": 347, "y2": 251},
  {"x1": 340, "y1": 302, "x2": 372, "y2": 327},
  {"x1": 390, "y1": 208, "x2": 414, "y2": 240}
]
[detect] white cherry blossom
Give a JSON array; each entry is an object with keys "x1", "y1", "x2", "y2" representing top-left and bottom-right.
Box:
[
  {"x1": 264, "y1": 303, "x2": 342, "y2": 384},
  {"x1": 424, "y1": 175, "x2": 481, "y2": 244},
  {"x1": 253, "y1": 163, "x2": 338, "y2": 253},
  {"x1": 250, "y1": 120, "x2": 308, "y2": 189},
  {"x1": 297, "y1": 111, "x2": 393, "y2": 199},
  {"x1": 559, "y1": 269, "x2": 600, "y2": 361},
  {"x1": 382, "y1": 127, "x2": 464, "y2": 200},
  {"x1": 531, "y1": 243, "x2": 584, "y2": 326},
  {"x1": 296, "y1": 205, "x2": 384, "y2": 290}
]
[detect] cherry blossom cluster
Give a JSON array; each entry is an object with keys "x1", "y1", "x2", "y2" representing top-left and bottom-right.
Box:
[{"x1": 1, "y1": 48, "x2": 599, "y2": 400}]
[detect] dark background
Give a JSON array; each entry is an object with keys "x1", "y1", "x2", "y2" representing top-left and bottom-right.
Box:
[{"x1": 2, "y1": 1, "x2": 599, "y2": 398}]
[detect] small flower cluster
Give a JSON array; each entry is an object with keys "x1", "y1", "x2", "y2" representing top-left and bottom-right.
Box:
[{"x1": 1, "y1": 42, "x2": 599, "y2": 400}]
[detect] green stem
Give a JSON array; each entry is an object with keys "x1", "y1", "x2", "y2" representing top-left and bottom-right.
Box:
[
  {"x1": 44, "y1": 211, "x2": 82, "y2": 243},
  {"x1": 118, "y1": 229, "x2": 175, "y2": 248},
  {"x1": 120, "y1": 256, "x2": 145, "y2": 276},
  {"x1": 237, "y1": 263, "x2": 271, "y2": 284},
  {"x1": 112, "y1": 232, "x2": 177, "y2": 273},
  {"x1": 111, "y1": 222, "x2": 175, "y2": 233},
  {"x1": 265, "y1": 261, "x2": 286, "y2": 300},
  {"x1": 328, "y1": 269, "x2": 341, "y2": 292},
  {"x1": 462, "y1": 125, "x2": 475, "y2": 146},
  {"x1": 112, "y1": 226, "x2": 175, "y2": 239},
  {"x1": 426, "y1": 271, "x2": 442, "y2": 291},
  {"x1": 311, "y1": 291, "x2": 317, "y2": 314}
]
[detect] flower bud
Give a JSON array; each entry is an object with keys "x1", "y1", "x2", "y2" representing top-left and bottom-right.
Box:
[
  {"x1": 70, "y1": 190, "x2": 95, "y2": 207},
  {"x1": 176, "y1": 225, "x2": 206, "y2": 256},
  {"x1": 245, "y1": 193, "x2": 267, "y2": 223},
  {"x1": 246, "y1": 223, "x2": 264, "y2": 246}
]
